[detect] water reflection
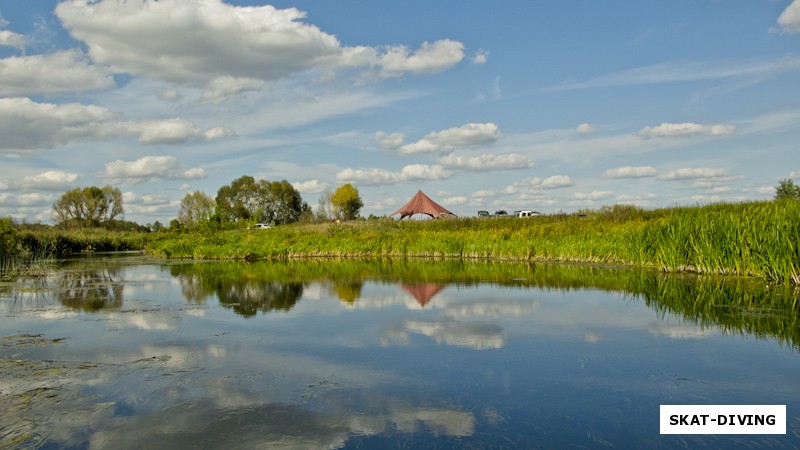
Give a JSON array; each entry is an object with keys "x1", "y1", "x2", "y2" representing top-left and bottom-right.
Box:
[
  {"x1": 167, "y1": 259, "x2": 799, "y2": 349},
  {"x1": 2, "y1": 257, "x2": 799, "y2": 449},
  {"x1": 56, "y1": 268, "x2": 124, "y2": 312}
]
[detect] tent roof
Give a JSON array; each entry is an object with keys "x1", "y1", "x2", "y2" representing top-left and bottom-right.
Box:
[
  {"x1": 401, "y1": 283, "x2": 446, "y2": 307},
  {"x1": 390, "y1": 190, "x2": 455, "y2": 219}
]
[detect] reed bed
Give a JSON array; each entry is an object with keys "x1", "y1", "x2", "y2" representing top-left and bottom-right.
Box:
[{"x1": 145, "y1": 200, "x2": 800, "y2": 285}]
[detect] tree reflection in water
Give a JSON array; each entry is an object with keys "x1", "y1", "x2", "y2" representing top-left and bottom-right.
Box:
[
  {"x1": 168, "y1": 259, "x2": 800, "y2": 348},
  {"x1": 56, "y1": 268, "x2": 124, "y2": 312}
]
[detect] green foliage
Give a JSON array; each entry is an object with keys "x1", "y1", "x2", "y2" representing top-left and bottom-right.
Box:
[
  {"x1": 146, "y1": 201, "x2": 800, "y2": 285},
  {"x1": 52, "y1": 185, "x2": 123, "y2": 228},
  {"x1": 331, "y1": 183, "x2": 364, "y2": 220},
  {"x1": 775, "y1": 178, "x2": 800, "y2": 201},
  {"x1": 0, "y1": 217, "x2": 20, "y2": 257},
  {"x1": 215, "y1": 175, "x2": 309, "y2": 225},
  {"x1": 178, "y1": 191, "x2": 216, "y2": 228}
]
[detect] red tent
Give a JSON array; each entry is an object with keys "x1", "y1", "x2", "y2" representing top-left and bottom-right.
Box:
[
  {"x1": 391, "y1": 190, "x2": 456, "y2": 219},
  {"x1": 401, "y1": 283, "x2": 446, "y2": 307}
]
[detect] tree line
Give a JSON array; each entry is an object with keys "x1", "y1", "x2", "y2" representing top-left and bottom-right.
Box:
[{"x1": 49, "y1": 175, "x2": 364, "y2": 230}]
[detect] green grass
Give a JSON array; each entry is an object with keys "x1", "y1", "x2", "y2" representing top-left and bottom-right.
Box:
[
  {"x1": 5, "y1": 201, "x2": 799, "y2": 285},
  {"x1": 145, "y1": 201, "x2": 800, "y2": 285}
]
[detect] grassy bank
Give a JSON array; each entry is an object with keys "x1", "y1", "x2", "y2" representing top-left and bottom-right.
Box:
[{"x1": 146, "y1": 201, "x2": 800, "y2": 285}]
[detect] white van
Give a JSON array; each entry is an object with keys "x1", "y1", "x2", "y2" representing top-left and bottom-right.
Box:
[{"x1": 517, "y1": 210, "x2": 540, "y2": 218}]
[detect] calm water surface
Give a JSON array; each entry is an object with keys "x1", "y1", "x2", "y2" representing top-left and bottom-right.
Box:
[{"x1": 1, "y1": 256, "x2": 798, "y2": 449}]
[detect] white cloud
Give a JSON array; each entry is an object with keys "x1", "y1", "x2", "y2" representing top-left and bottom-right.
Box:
[
  {"x1": 659, "y1": 168, "x2": 726, "y2": 180},
  {"x1": 472, "y1": 49, "x2": 489, "y2": 64},
  {"x1": 441, "y1": 196, "x2": 468, "y2": 206},
  {"x1": 778, "y1": 0, "x2": 800, "y2": 33},
  {"x1": 0, "y1": 192, "x2": 54, "y2": 207},
  {"x1": 398, "y1": 123, "x2": 501, "y2": 154},
  {"x1": 616, "y1": 193, "x2": 656, "y2": 202},
  {"x1": 292, "y1": 179, "x2": 329, "y2": 194},
  {"x1": 602, "y1": 166, "x2": 658, "y2": 179},
  {"x1": 0, "y1": 98, "x2": 229, "y2": 152},
  {"x1": 17, "y1": 171, "x2": 80, "y2": 191},
  {"x1": 337, "y1": 164, "x2": 452, "y2": 186},
  {"x1": 508, "y1": 175, "x2": 574, "y2": 191},
  {"x1": 0, "y1": 29, "x2": 26, "y2": 50},
  {"x1": 125, "y1": 118, "x2": 206, "y2": 145},
  {"x1": 569, "y1": 191, "x2": 614, "y2": 201},
  {"x1": 55, "y1": 0, "x2": 463, "y2": 96},
  {"x1": 374, "y1": 131, "x2": 405, "y2": 149},
  {"x1": 575, "y1": 123, "x2": 598, "y2": 134},
  {"x1": 438, "y1": 153, "x2": 533, "y2": 171},
  {"x1": 541, "y1": 175, "x2": 574, "y2": 189},
  {"x1": 377, "y1": 39, "x2": 465, "y2": 77},
  {"x1": 0, "y1": 50, "x2": 115, "y2": 96},
  {"x1": 639, "y1": 122, "x2": 736, "y2": 139},
  {"x1": 102, "y1": 156, "x2": 207, "y2": 184}
]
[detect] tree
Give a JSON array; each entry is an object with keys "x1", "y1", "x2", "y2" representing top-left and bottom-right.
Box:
[
  {"x1": 331, "y1": 183, "x2": 363, "y2": 221},
  {"x1": 775, "y1": 178, "x2": 800, "y2": 201},
  {"x1": 316, "y1": 191, "x2": 334, "y2": 222},
  {"x1": 178, "y1": 191, "x2": 216, "y2": 228},
  {"x1": 215, "y1": 176, "x2": 309, "y2": 226},
  {"x1": 52, "y1": 185, "x2": 123, "y2": 228}
]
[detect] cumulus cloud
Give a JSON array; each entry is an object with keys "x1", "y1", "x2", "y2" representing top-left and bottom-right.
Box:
[
  {"x1": 377, "y1": 39, "x2": 465, "y2": 77},
  {"x1": 0, "y1": 192, "x2": 54, "y2": 207},
  {"x1": 659, "y1": 167, "x2": 726, "y2": 180},
  {"x1": 472, "y1": 49, "x2": 489, "y2": 64},
  {"x1": 438, "y1": 153, "x2": 533, "y2": 171},
  {"x1": 639, "y1": 122, "x2": 736, "y2": 139},
  {"x1": 778, "y1": 0, "x2": 800, "y2": 33},
  {"x1": 0, "y1": 98, "x2": 229, "y2": 152},
  {"x1": 374, "y1": 131, "x2": 405, "y2": 149},
  {"x1": 55, "y1": 0, "x2": 464, "y2": 96},
  {"x1": 602, "y1": 166, "x2": 658, "y2": 179},
  {"x1": 0, "y1": 29, "x2": 26, "y2": 50},
  {"x1": 292, "y1": 179, "x2": 329, "y2": 194},
  {"x1": 510, "y1": 175, "x2": 574, "y2": 190},
  {"x1": 17, "y1": 171, "x2": 80, "y2": 191},
  {"x1": 0, "y1": 50, "x2": 115, "y2": 96},
  {"x1": 337, "y1": 164, "x2": 453, "y2": 186},
  {"x1": 569, "y1": 191, "x2": 614, "y2": 201},
  {"x1": 541, "y1": 175, "x2": 575, "y2": 189},
  {"x1": 102, "y1": 156, "x2": 207, "y2": 184},
  {"x1": 575, "y1": 123, "x2": 598, "y2": 134},
  {"x1": 398, "y1": 123, "x2": 501, "y2": 154}
]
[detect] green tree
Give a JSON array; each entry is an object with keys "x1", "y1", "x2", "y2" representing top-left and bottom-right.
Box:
[
  {"x1": 215, "y1": 176, "x2": 309, "y2": 225},
  {"x1": 52, "y1": 185, "x2": 123, "y2": 228},
  {"x1": 331, "y1": 183, "x2": 364, "y2": 221},
  {"x1": 0, "y1": 217, "x2": 20, "y2": 257},
  {"x1": 775, "y1": 178, "x2": 800, "y2": 201},
  {"x1": 178, "y1": 191, "x2": 216, "y2": 228}
]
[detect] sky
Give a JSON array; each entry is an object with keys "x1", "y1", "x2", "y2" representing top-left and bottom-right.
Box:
[{"x1": 1, "y1": 0, "x2": 799, "y2": 225}]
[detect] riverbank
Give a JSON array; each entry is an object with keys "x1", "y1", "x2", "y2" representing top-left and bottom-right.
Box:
[{"x1": 145, "y1": 201, "x2": 800, "y2": 285}]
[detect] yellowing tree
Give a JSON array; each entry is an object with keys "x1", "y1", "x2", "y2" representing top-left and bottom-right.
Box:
[{"x1": 331, "y1": 183, "x2": 363, "y2": 220}]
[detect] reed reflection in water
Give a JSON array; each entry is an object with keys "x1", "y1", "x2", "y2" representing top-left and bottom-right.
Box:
[{"x1": 1, "y1": 257, "x2": 798, "y2": 449}]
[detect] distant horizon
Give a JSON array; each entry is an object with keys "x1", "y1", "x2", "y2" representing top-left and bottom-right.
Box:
[{"x1": 1, "y1": 0, "x2": 799, "y2": 225}]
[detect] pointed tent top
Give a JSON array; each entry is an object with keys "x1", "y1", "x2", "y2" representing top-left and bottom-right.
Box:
[{"x1": 391, "y1": 190, "x2": 456, "y2": 219}]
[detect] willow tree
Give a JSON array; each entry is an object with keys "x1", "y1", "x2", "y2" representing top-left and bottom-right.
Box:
[
  {"x1": 52, "y1": 186, "x2": 123, "y2": 228},
  {"x1": 177, "y1": 191, "x2": 216, "y2": 228},
  {"x1": 215, "y1": 175, "x2": 309, "y2": 225}
]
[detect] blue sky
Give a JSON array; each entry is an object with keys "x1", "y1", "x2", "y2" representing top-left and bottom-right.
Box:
[{"x1": 1, "y1": 0, "x2": 799, "y2": 225}]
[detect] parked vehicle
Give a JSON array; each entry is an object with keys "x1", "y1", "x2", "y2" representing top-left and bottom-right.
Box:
[
  {"x1": 494, "y1": 210, "x2": 509, "y2": 217},
  {"x1": 477, "y1": 210, "x2": 490, "y2": 218},
  {"x1": 517, "y1": 210, "x2": 540, "y2": 218},
  {"x1": 254, "y1": 223, "x2": 272, "y2": 229}
]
